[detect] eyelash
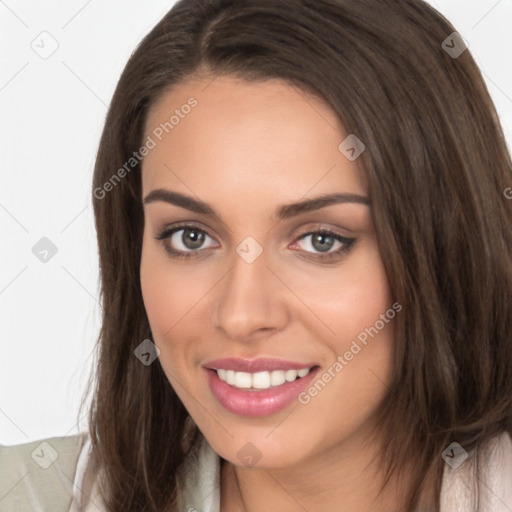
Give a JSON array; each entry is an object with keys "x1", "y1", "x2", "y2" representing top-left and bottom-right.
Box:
[{"x1": 154, "y1": 223, "x2": 356, "y2": 262}]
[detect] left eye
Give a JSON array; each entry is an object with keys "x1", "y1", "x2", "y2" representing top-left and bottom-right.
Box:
[{"x1": 293, "y1": 231, "x2": 355, "y2": 256}]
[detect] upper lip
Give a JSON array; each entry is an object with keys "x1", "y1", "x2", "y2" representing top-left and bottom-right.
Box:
[{"x1": 202, "y1": 357, "x2": 318, "y2": 373}]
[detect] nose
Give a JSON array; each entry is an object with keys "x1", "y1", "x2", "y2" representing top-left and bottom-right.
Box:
[{"x1": 213, "y1": 246, "x2": 290, "y2": 342}]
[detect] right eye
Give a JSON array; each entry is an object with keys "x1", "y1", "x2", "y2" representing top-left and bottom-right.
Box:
[{"x1": 154, "y1": 224, "x2": 218, "y2": 259}]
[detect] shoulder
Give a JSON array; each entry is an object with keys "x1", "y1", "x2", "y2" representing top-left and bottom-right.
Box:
[
  {"x1": 440, "y1": 430, "x2": 512, "y2": 511},
  {"x1": 0, "y1": 432, "x2": 87, "y2": 512}
]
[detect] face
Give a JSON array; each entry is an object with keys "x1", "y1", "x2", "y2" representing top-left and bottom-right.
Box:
[{"x1": 140, "y1": 75, "x2": 396, "y2": 469}]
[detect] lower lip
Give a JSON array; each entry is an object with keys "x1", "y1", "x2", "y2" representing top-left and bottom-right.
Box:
[{"x1": 204, "y1": 366, "x2": 320, "y2": 417}]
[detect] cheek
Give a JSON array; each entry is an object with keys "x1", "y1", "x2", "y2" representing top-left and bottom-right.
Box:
[
  {"x1": 292, "y1": 240, "x2": 395, "y2": 407},
  {"x1": 140, "y1": 242, "x2": 186, "y2": 361},
  {"x1": 286, "y1": 239, "x2": 393, "y2": 352},
  {"x1": 325, "y1": 262, "x2": 392, "y2": 350},
  {"x1": 140, "y1": 261, "x2": 186, "y2": 394},
  {"x1": 140, "y1": 239, "x2": 205, "y2": 340},
  {"x1": 139, "y1": 240, "x2": 215, "y2": 385}
]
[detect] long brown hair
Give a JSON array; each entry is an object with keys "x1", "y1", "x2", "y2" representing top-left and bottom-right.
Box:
[{"x1": 80, "y1": 0, "x2": 512, "y2": 510}]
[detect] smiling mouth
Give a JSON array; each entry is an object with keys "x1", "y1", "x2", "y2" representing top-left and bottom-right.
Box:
[
  {"x1": 204, "y1": 364, "x2": 321, "y2": 417},
  {"x1": 211, "y1": 367, "x2": 315, "y2": 390}
]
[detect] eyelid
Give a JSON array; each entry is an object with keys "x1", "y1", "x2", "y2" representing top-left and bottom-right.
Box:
[
  {"x1": 290, "y1": 221, "x2": 354, "y2": 238},
  {"x1": 155, "y1": 221, "x2": 217, "y2": 241}
]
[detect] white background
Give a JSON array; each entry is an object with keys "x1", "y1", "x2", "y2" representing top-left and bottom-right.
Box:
[{"x1": 1, "y1": 0, "x2": 511, "y2": 445}]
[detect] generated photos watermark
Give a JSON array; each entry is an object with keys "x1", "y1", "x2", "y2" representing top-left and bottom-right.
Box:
[
  {"x1": 298, "y1": 301, "x2": 402, "y2": 405},
  {"x1": 94, "y1": 97, "x2": 198, "y2": 200}
]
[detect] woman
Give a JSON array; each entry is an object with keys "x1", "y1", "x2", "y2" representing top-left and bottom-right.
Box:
[{"x1": 2, "y1": 0, "x2": 512, "y2": 510}]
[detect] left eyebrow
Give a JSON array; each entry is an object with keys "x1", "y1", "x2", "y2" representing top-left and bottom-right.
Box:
[
  {"x1": 274, "y1": 192, "x2": 371, "y2": 220},
  {"x1": 143, "y1": 189, "x2": 371, "y2": 221}
]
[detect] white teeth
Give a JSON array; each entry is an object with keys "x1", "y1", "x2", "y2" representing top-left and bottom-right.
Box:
[
  {"x1": 252, "y1": 371, "x2": 271, "y2": 389},
  {"x1": 234, "y1": 372, "x2": 252, "y2": 389},
  {"x1": 285, "y1": 369, "x2": 298, "y2": 382},
  {"x1": 270, "y1": 370, "x2": 286, "y2": 386},
  {"x1": 216, "y1": 367, "x2": 312, "y2": 389},
  {"x1": 226, "y1": 370, "x2": 236, "y2": 385}
]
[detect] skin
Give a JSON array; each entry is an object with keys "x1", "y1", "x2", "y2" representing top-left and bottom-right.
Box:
[{"x1": 139, "y1": 75, "x2": 406, "y2": 511}]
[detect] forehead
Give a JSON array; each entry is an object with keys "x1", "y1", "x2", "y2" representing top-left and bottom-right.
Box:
[{"x1": 141, "y1": 75, "x2": 367, "y2": 201}]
